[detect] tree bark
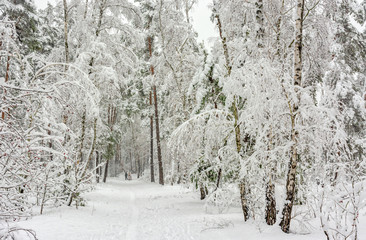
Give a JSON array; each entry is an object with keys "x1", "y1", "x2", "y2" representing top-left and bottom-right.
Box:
[
  {"x1": 2, "y1": 55, "x2": 10, "y2": 120},
  {"x1": 265, "y1": 179, "x2": 276, "y2": 225},
  {"x1": 153, "y1": 85, "x2": 164, "y2": 185},
  {"x1": 200, "y1": 185, "x2": 206, "y2": 200},
  {"x1": 48, "y1": 123, "x2": 53, "y2": 161},
  {"x1": 40, "y1": 172, "x2": 49, "y2": 215},
  {"x1": 255, "y1": 0, "x2": 264, "y2": 47},
  {"x1": 136, "y1": 154, "x2": 139, "y2": 178},
  {"x1": 130, "y1": 151, "x2": 133, "y2": 172},
  {"x1": 150, "y1": 113, "x2": 155, "y2": 182},
  {"x1": 99, "y1": 153, "x2": 103, "y2": 181},
  {"x1": 216, "y1": 168, "x2": 222, "y2": 190},
  {"x1": 265, "y1": 0, "x2": 286, "y2": 224},
  {"x1": 83, "y1": 0, "x2": 89, "y2": 19},
  {"x1": 265, "y1": 130, "x2": 276, "y2": 225},
  {"x1": 239, "y1": 180, "x2": 249, "y2": 221},
  {"x1": 280, "y1": 0, "x2": 304, "y2": 233},
  {"x1": 62, "y1": 0, "x2": 69, "y2": 70},
  {"x1": 115, "y1": 144, "x2": 120, "y2": 177},
  {"x1": 88, "y1": 0, "x2": 106, "y2": 72},
  {"x1": 215, "y1": 14, "x2": 231, "y2": 75},
  {"x1": 77, "y1": 110, "x2": 86, "y2": 165},
  {"x1": 148, "y1": 36, "x2": 156, "y2": 183},
  {"x1": 96, "y1": 151, "x2": 100, "y2": 183},
  {"x1": 103, "y1": 158, "x2": 109, "y2": 183},
  {"x1": 80, "y1": 118, "x2": 97, "y2": 179}
]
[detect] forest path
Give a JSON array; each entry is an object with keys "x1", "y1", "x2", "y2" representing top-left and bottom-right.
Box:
[
  {"x1": 16, "y1": 177, "x2": 327, "y2": 240},
  {"x1": 124, "y1": 184, "x2": 138, "y2": 240},
  {"x1": 17, "y1": 177, "x2": 204, "y2": 240}
]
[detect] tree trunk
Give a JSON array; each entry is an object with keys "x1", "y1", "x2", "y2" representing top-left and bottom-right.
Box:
[
  {"x1": 67, "y1": 118, "x2": 97, "y2": 206},
  {"x1": 96, "y1": 151, "x2": 100, "y2": 183},
  {"x1": 2, "y1": 55, "x2": 10, "y2": 120},
  {"x1": 239, "y1": 180, "x2": 249, "y2": 221},
  {"x1": 153, "y1": 85, "x2": 164, "y2": 185},
  {"x1": 265, "y1": 130, "x2": 276, "y2": 225},
  {"x1": 137, "y1": 155, "x2": 141, "y2": 178},
  {"x1": 216, "y1": 168, "x2": 222, "y2": 190},
  {"x1": 40, "y1": 172, "x2": 49, "y2": 215},
  {"x1": 77, "y1": 110, "x2": 86, "y2": 165},
  {"x1": 47, "y1": 123, "x2": 53, "y2": 161},
  {"x1": 80, "y1": 118, "x2": 97, "y2": 179},
  {"x1": 265, "y1": 0, "x2": 285, "y2": 224},
  {"x1": 115, "y1": 144, "x2": 119, "y2": 177},
  {"x1": 83, "y1": 0, "x2": 89, "y2": 19},
  {"x1": 150, "y1": 91, "x2": 155, "y2": 182},
  {"x1": 88, "y1": 0, "x2": 106, "y2": 71},
  {"x1": 255, "y1": 0, "x2": 264, "y2": 47},
  {"x1": 103, "y1": 158, "x2": 109, "y2": 183},
  {"x1": 148, "y1": 35, "x2": 156, "y2": 183},
  {"x1": 215, "y1": 14, "x2": 231, "y2": 75},
  {"x1": 130, "y1": 151, "x2": 133, "y2": 172},
  {"x1": 62, "y1": 0, "x2": 69, "y2": 70},
  {"x1": 280, "y1": 0, "x2": 304, "y2": 233},
  {"x1": 99, "y1": 153, "x2": 103, "y2": 181},
  {"x1": 265, "y1": 179, "x2": 276, "y2": 225},
  {"x1": 215, "y1": 10, "x2": 248, "y2": 221},
  {"x1": 200, "y1": 185, "x2": 206, "y2": 200}
]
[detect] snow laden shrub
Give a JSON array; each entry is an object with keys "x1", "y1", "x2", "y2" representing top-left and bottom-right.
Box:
[
  {"x1": 1, "y1": 18, "x2": 100, "y2": 218},
  {"x1": 0, "y1": 223, "x2": 37, "y2": 240},
  {"x1": 169, "y1": 109, "x2": 241, "y2": 213},
  {"x1": 205, "y1": 186, "x2": 239, "y2": 214},
  {"x1": 0, "y1": 20, "x2": 40, "y2": 220},
  {"x1": 203, "y1": 146, "x2": 241, "y2": 214}
]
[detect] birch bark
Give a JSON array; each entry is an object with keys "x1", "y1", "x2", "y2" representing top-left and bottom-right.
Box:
[{"x1": 280, "y1": 0, "x2": 304, "y2": 233}]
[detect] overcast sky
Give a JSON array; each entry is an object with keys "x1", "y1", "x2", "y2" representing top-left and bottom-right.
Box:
[
  {"x1": 33, "y1": 0, "x2": 217, "y2": 48},
  {"x1": 191, "y1": 0, "x2": 217, "y2": 48},
  {"x1": 34, "y1": 0, "x2": 57, "y2": 9}
]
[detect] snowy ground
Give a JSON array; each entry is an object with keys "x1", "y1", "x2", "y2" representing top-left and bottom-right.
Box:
[{"x1": 12, "y1": 177, "x2": 366, "y2": 240}]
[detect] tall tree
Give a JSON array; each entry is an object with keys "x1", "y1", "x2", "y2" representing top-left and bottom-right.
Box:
[{"x1": 280, "y1": 0, "x2": 305, "y2": 233}]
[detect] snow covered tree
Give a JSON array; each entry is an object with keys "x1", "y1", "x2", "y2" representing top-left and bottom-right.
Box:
[{"x1": 0, "y1": 0, "x2": 42, "y2": 54}]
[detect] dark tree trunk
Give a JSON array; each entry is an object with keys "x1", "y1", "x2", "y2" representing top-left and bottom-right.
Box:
[
  {"x1": 216, "y1": 168, "x2": 222, "y2": 190},
  {"x1": 200, "y1": 185, "x2": 206, "y2": 200},
  {"x1": 103, "y1": 159, "x2": 109, "y2": 183},
  {"x1": 99, "y1": 154, "x2": 103, "y2": 182},
  {"x1": 265, "y1": 130, "x2": 276, "y2": 225},
  {"x1": 115, "y1": 144, "x2": 120, "y2": 177},
  {"x1": 130, "y1": 151, "x2": 133, "y2": 172},
  {"x1": 96, "y1": 151, "x2": 100, "y2": 183},
  {"x1": 48, "y1": 123, "x2": 53, "y2": 161},
  {"x1": 150, "y1": 92, "x2": 155, "y2": 182},
  {"x1": 148, "y1": 35, "x2": 156, "y2": 183},
  {"x1": 265, "y1": 180, "x2": 276, "y2": 225},
  {"x1": 153, "y1": 85, "x2": 164, "y2": 185},
  {"x1": 137, "y1": 155, "x2": 141, "y2": 178}
]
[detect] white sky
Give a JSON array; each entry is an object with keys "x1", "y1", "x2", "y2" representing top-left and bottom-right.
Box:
[
  {"x1": 191, "y1": 0, "x2": 217, "y2": 49},
  {"x1": 33, "y1": 0, "x2": 217, "y2": 48},
  {"x1": 34, "y1": 0, "x2": 58, "y2": 9}
]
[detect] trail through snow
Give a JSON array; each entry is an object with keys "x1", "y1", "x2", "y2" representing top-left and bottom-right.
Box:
[
  {"x1": 15, "y1": 177, "x2": 366, "y2": 240},
  {"x1": 125, "y1": 186, "x2": 138, "y2": 240}
]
